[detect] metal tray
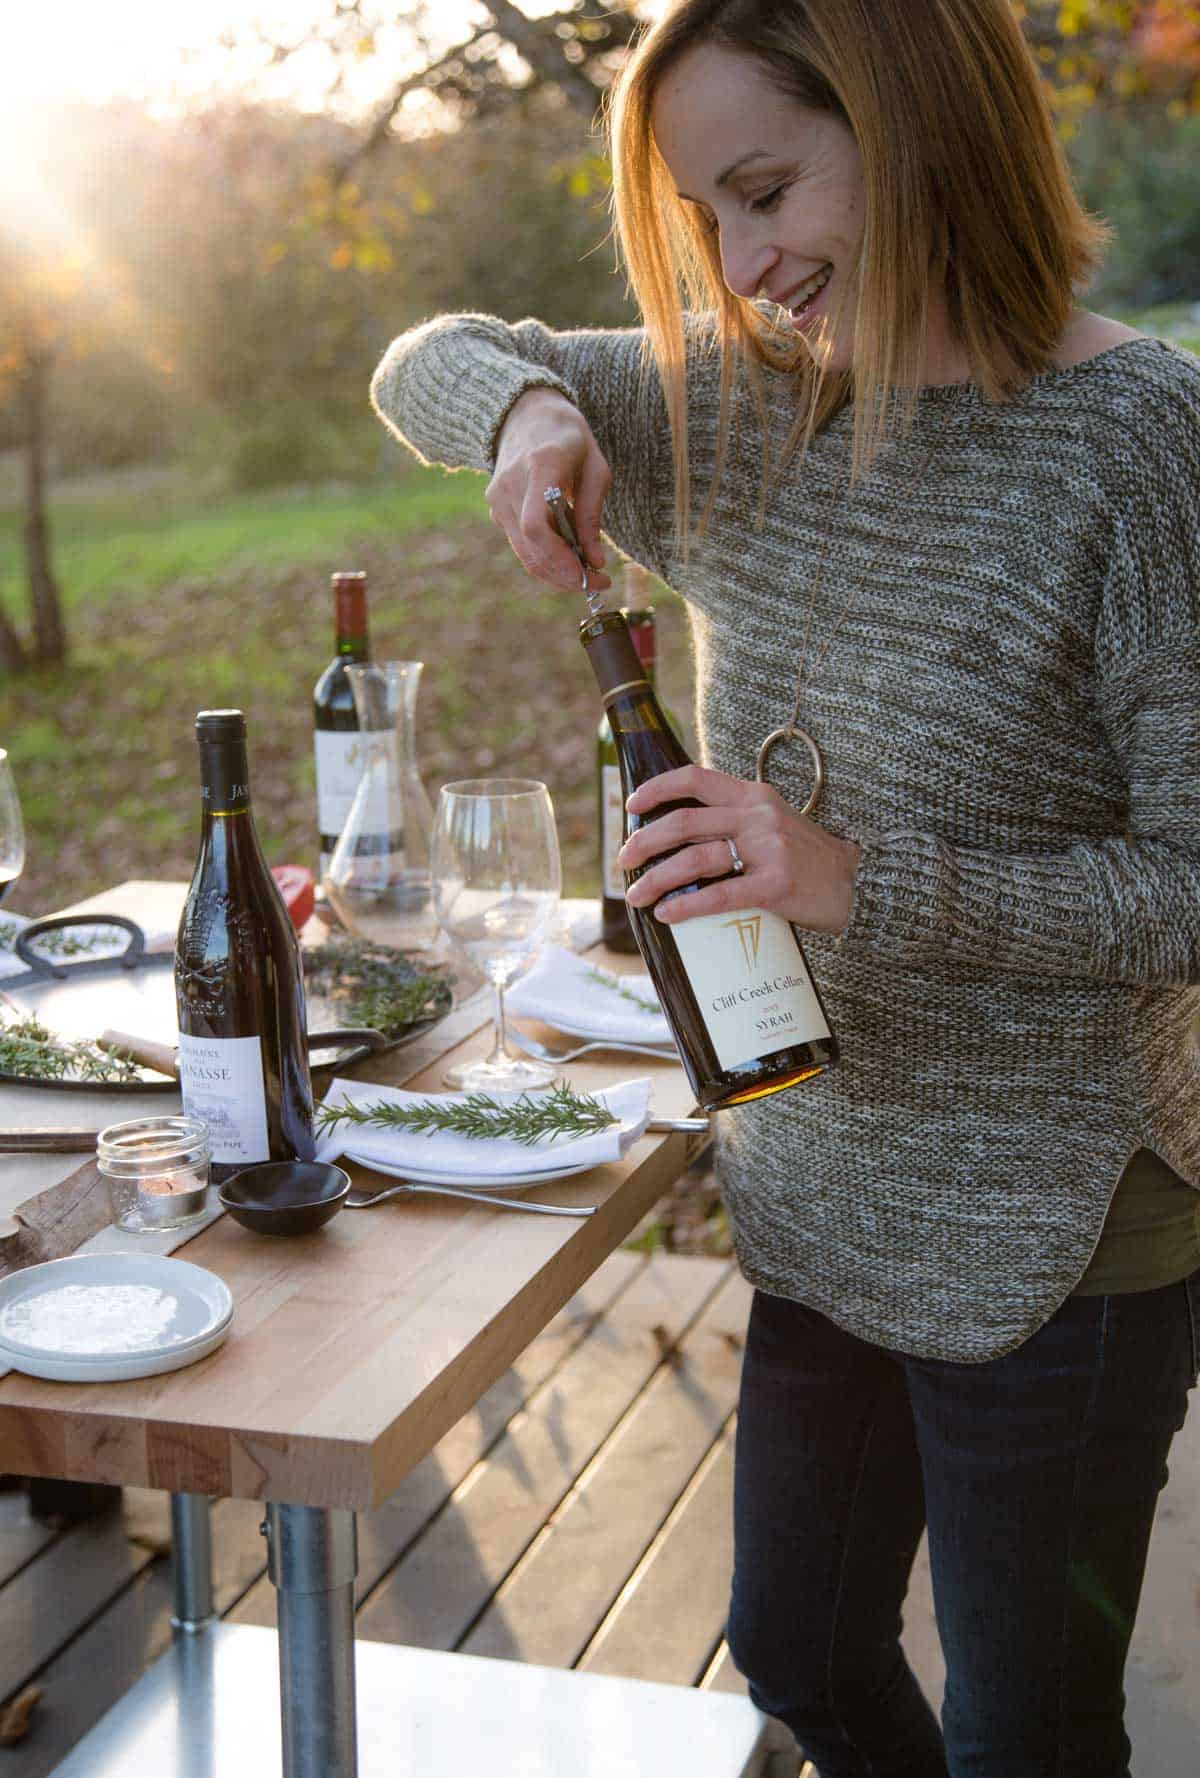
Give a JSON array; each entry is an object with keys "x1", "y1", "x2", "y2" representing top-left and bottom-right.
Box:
[{"x1": 0, "y1": 915, "x2": 447, "y2": 1094}]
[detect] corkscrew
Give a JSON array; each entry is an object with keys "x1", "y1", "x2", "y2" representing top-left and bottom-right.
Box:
[{"x1": 544, "y1": 486, "x2": 606, "y2": 618}]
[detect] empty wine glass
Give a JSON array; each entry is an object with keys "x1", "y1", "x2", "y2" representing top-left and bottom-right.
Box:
[
  {"x1": 432, "y1": 779, "x2": 562, "y2": 1092},
  {"x1": 0, "y1": 750, "x2": 25, "y2": 907}
]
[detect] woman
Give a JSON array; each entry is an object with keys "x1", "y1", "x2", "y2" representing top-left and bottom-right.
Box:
[{"x1": 370, "y1": 3, "x2": 1200, "y2": 1772}]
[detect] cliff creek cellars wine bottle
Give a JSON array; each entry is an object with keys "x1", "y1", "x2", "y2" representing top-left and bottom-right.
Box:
[
  {"x1": 176, "y1": 710, "x2": 316, "y2": 1181},
  {"x1": 581, "y1": 610, "x2": 837, "y2": 1110},
  {"x1": 314, "y1": 570, "x2": 372, "y2": 883}
]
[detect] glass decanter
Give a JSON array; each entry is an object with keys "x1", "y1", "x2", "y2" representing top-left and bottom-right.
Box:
[{"x1": 322, "y1": 661, "x2": 437, "y2": 953}]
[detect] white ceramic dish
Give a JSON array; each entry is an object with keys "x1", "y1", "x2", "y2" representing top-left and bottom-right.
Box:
[
  {"x1": 0, "y1": 1253, "x2": 234, "y2": 1383},
  {"x1": 343, "y1": 1151, "x2": 594, "y2": 1193},
  {"x1": 536, "y1": 1013, "x2": 675, "y2": 1049}
]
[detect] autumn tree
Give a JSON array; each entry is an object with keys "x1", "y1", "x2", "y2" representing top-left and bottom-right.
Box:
[
  {"x1": 1019, "y1": 1, "x2": 1200, "y2": 130},
  {"x1": 0, "y1": 240, "x2": 106, "y2": 670},
  {"x1": 0, "y1": 109, "x2": 158, "y2": 674}
]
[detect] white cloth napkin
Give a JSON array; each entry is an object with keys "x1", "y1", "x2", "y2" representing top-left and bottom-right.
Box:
[
  {"x1": 0, "y1": 912, "x2": 175, "y2": 981},
  {"x1": 506, "y1": 946, "x2": 673, "y2": 1046},
  {"x1": 315, "y1": 1074, "x2": 652, "y2": 1177}
]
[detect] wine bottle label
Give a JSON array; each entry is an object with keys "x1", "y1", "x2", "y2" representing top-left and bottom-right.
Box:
[
  {"x1": 670, "y1": 907, "x2": 831, "y2": 1071},
  {"x1": 177, "y1": 1032, "x2": 270, "y2": 1166},
  {"x1": 315, "y1": 728, "x2": 396, "y2": 839},
  {"x1": 601, "y1": 764, "x2": 626, "y2": 899}
]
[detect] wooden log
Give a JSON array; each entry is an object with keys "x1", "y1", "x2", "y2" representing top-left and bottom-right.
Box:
[{"x1": 0, "y1": 1161, "x2": 110, "y2": 1281}]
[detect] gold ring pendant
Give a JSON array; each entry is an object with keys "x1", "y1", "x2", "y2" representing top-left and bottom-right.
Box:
[{"x1": 755, "y1": 725, "x2": 825, "y2": 818}]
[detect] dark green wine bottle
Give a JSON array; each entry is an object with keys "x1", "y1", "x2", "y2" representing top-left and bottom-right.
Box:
[
  {"x1": 314, "y1": 570, "x2": 371, "y2": 883},
  {"x1": 599, "y1": 589, "x2": 679, "y2": 952},
  {"x1": 581, "y1": 611, "x2": 837, "y2": 1112},
  {"x1": 176, "y1": 710, "x2": 316, "y2": 1181}
]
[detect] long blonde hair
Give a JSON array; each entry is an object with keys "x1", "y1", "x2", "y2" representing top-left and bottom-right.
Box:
[{"x1": 608, "y1": 0, "x2": 1110, "y2": 544}]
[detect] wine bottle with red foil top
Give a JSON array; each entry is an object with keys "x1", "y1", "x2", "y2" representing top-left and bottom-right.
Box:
[
  {"x1": 580, "y1": 609, "x2": 837, "y2": 1111},
  {"x1": 314, "y1": 570, "x2": 375, "y2": 883},
  {"x1": 176, "y1": 711, "x2": 316, "y2": 1181}
]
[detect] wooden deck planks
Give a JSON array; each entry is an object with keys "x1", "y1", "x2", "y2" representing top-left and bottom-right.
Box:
[
  {"x1": 0, "y1": 1486, "x2": 57, "y2": 1588},
  {"x1": 579, "y1": 1422, "x2": 738, "y2": 1686},
  {"x1": 462, "y1": 1269, "x2": 750, "y2": 1670},
  {"x1": 350, "y1": 1254, "x2": 733, "y2": 1651},
  {"x1": 0, "y1": 1489, "x2": 170, "y2": 1705}
]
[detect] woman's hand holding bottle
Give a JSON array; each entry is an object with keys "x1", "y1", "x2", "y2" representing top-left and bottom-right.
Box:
[
  {"x1": 619, "y1": 765, "x2": 863, "y2": 936},
  {"x1": 486, "y1": 388, "x2": 613, "y2": 592}
]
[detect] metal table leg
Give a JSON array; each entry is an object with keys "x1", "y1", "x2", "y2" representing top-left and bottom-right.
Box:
[
  {"x1": 264, "y1": 1503, "x2": 359, "y2": 1778},
  {"x1": 170, "y1": 1492, "x2": 216, "y2": 1634}
]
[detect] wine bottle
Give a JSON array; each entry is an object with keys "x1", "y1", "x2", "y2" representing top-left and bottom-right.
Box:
[
  {"x1": 176, "y1": 710, "x2": 316, "y2": 1181},
  {"x1": 580, "y1": 610, "x2": 837, "y2": 1111},
  {"x1": 314, "y1": 570, "x2": 375, "y2": 883},
  {"x1": 598, "y1": 584, "x2": 678, "y2": 952}
]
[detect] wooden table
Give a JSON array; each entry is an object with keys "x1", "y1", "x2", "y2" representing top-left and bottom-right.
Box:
[{"x1": 0, "y1": 885, "x2": 765, "y2": 1778}]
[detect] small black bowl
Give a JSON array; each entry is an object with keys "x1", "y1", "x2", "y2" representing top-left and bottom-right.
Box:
[{"x1": 218, "y1": 1161, "x2": 351, "y2": 1236}]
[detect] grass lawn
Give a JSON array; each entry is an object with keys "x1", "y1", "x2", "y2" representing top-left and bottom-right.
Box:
[
  {"x1": 0, "y1": 461, "x2": 488, "y2": 616},
  {"x1": 0, "y1": 456, "x2": 695, "y2": 915},
  {"x1": 1123, "y1": 300, "x2": 1200, "y2": 356}
]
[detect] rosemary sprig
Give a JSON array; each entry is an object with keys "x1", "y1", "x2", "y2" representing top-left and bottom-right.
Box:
[
  {"x1": 0, "y1": 1015, "x2": 143, "y2": 1084},
  {"x1": 317, "y1": 1080, "x2": 617, "y2": 1147},
  {"x1": 303, "y1": 935, "x2": 452, "y2": 1039},
  {"x1": 585, "y1": 966, "x2": 660, "y2": 1016}
]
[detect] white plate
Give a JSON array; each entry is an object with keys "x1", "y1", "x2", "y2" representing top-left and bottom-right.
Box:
[
  {"x1": 537, "y1": 1014, "x2": 676, "y2": 1049},
  {"x1": 0, "y1": 1320, "x2": 232, "y2": 1384},
  {"x1": 0, "y1": 1305, "x2": 234, "y2": 1366},
  {"x1": 0, "y1": 1253, "x2": 234, "y2": 1383},
  {"x1": 343, "y1": 1151, "x2": 594, "y2": 1193}
]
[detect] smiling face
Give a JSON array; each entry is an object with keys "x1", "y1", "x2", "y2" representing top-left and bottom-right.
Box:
[
  {"x1": 652, "y1": 44, "x2": 865, "y2": 369},
  {"x1": 650, "y1": 42, "x2": 978, "y2": 386}
]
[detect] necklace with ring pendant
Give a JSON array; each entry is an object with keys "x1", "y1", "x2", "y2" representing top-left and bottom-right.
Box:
[{"x1": 755, "y1": 424, "x2": 948, "y2": 815}]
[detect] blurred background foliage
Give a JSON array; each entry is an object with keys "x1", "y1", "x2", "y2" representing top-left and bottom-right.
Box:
[
  {"x1": 1, "y1": 0, "x2": 1199, "y2": 907},
  {"x1": 2, "y1": 3, "x2": 1197, "y2": 514}
]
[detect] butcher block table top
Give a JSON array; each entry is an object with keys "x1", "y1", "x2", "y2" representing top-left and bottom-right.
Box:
[{"x1": 0, "y1": 883, "x2": 708, "y2": 1511}]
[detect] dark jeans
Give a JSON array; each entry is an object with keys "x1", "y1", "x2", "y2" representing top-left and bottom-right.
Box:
[{"x1": 727, "y1": 1274, "x2": 1200, "y2": 1778}]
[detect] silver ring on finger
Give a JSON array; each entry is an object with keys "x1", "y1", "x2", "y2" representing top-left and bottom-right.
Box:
[{"x1": 725, "y1": 836, "x2": 746, "y2": 876}]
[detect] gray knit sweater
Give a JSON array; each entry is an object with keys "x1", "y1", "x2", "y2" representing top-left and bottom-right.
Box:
[{"x1": 371, "y1": 316, "x2": 1200, "y2": 1362}]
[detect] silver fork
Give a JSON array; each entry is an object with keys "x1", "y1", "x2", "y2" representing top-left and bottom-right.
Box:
[
  {"x1": 509, "y1": 1028, "x2": 678, "y2": 1065},
  {"x1": 344, "y1": 1180, "x2": 594, "y2": 1217}
]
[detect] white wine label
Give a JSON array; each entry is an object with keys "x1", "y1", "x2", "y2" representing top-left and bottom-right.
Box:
[
  {"x1": 177, "y1": 1032, "x2": 270, "y2": 1166},
  {"x1": 670, "y1": 907, "x2": 830, "y2": 1072},
  {"x1": 314, "y1": 729, "x2": 396, "y2": 838},
  {"x1": 602, "y1": 764, "x2": 626, "y2": 899}
]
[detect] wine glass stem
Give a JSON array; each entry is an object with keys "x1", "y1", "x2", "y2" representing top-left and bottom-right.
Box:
[{"x1": 487, "y1": 978, "x2": 514, "y2": 1068}]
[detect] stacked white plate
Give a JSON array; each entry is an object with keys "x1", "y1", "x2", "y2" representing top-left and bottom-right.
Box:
[
  {"x1": 342, "y1": 1151, "x2": 595, "y2": 1192},
  {"x1": 0, "y1": 1253, "x2": 233, "y2": 1383}
]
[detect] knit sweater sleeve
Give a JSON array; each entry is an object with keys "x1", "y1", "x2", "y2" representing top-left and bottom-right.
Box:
[
  {"x1": 369, "y1": 312, "x2": 674, "y2": 579},
  {"x1": 842, "y1": 376, "x2": 1200, "y2": 986}
]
